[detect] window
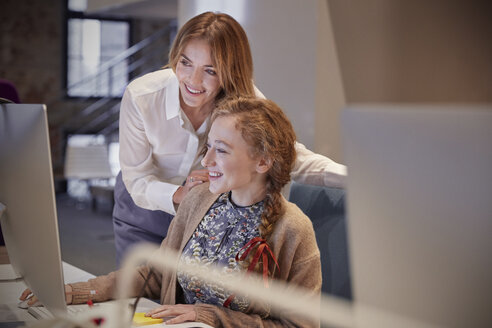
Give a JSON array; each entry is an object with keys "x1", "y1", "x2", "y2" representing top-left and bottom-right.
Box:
[{"x1": 66, "y1": 0, "x2": 131, "y2": 98}]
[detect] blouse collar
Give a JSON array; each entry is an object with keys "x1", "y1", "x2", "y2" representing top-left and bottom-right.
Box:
[{"x1": 215, "y1": 192, "x2": 265, "y2": 211}]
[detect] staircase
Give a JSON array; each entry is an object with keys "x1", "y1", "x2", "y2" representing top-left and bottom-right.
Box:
[{"x1": 58, "y1": 23, "x2": 176, "y2": 141}]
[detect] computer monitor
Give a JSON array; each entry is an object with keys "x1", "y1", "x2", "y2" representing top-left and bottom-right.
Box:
[
  {"x1": 0, "y1": 103, "x2": 67, "y2": 315},
  {"x1": 341, "y1": 104, "x2": 492, "y2": 327}
]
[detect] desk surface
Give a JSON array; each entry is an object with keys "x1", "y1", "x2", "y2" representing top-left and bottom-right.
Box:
[
  {"x1": 0, "y1": 261, "x2": 96, "y2": 324},
  {"x1": 0, "y1": 247, "x2": 212, "y2": 328}
]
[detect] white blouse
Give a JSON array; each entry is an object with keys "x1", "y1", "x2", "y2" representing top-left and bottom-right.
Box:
[{"x1": 119, "y1": 69, "x2": 346, "y2": 215}]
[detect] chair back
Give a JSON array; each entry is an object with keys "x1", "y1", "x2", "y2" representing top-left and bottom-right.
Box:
[{"x1": 289, "y1": 182, "x2": 352, "y2": 300}]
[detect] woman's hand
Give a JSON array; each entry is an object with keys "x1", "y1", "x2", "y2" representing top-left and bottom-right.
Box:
[
  {"x1": 65, "y1": 284, "x2": 73, "y2": 304},
  {"x1": 19, "y1": 288, "x2": 39, "y2": 306},
  {"x1": 173, "y1": 169, "x2": 209, "y2": 204},
  {"x1": 20, "y1": 285, "x2": 73, "y2": 306},
  {"x1": 145, "y1": 304, "x2": 197, "y2": 324}
]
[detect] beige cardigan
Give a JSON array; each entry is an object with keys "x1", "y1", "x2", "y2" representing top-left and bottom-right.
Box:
[{"x1": 70, "y1": 183, "x2": 321, "y2": 327}]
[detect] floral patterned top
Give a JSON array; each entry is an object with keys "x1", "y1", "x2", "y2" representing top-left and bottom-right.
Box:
[{"x1": 177, "y1": 192, "x2": 264, "y2": 311}]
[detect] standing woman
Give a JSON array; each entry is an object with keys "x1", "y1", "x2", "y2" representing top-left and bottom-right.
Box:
[{"x1": 114, "y1": 11, "x2": 346, "y2": 265}]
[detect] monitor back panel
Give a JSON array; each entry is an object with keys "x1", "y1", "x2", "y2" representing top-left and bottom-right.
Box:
[
  {"x1": 0, "y1": 104, "x2": 67, "y2": 315},
  {"x1": 341, "y1": 105, "x2": 492, "y2": 327}
]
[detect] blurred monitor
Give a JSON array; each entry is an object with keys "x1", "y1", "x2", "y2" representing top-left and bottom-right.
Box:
[
  {"x1": 0, "y1": 103, "x2": 67, "y2": 315},
  {"x1": 341, "y1": 104, "x2": 492, "y2": 328}
]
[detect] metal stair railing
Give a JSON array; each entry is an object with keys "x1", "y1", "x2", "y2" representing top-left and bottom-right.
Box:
[
  {"x1": 56, "y1": 23, "x2": 175, "y2": 137},
  {"x1": 74, "y1": 47, "x2": 166, "y2": 135},
  {"x1": 67, "y1": 24, "x2": 172, "y2": 98}
]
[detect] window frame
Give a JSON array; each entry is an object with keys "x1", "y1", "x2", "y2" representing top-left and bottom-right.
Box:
[{"x1": 63, "y1": 3, "x2": 133, "y2": 100}]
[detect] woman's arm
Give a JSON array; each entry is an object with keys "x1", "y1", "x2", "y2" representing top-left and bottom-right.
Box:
[
  {"x1": 67, "y1": 266, "x2": 159, "y2": 304},
  {"x1": 119, "y1": 86, "x2": 182, "y2": 214},
  {"x1": 292, "y1": 142, "x2": 347, "y2": 188}
]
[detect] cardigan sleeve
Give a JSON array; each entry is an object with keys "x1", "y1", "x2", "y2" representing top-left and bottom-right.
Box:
[
  {"x1": 70, "y1": 184, "x2": 217, "y2": 306},
  {"x1": 68, "y1": 240, "x2": 175, "y2": 305},
  {"x1": 68, "y1": 265, "x2": 156, "y2": 304}
]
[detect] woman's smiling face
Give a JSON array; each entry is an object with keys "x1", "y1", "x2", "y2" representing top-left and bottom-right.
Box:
[
  {"x1": 201, "y1": 115, "x2": 268, "y2": 206},
  {"x1": 175, "y1": 38, "x2": 221, "y2": 112}
]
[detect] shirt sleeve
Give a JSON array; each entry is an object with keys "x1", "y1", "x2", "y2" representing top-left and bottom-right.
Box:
[
  {"x1": 292, "y1": 142, "x2": 347, "y2": 188},
  {"x1": 253, "y1": 84, "x2": 347, "y2": 189},
  {"x1": 118, "y1": 86, "x2": 180, "y2": 215}
]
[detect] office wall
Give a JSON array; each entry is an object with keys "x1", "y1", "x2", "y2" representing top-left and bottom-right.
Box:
[
  {"x1": 316, "y1": 0, "x2": 346, "y2": 161},
  {"x1": 329, "y1": 0, "x2": 492, "y2": 103}
]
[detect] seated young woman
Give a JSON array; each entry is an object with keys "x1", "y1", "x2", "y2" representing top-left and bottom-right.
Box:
[{"x1": 21, "y1": 97, "x2": 321, "y2": 327}]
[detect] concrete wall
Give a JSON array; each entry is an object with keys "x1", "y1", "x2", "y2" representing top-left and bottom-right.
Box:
[
  {"x1": 329, "y1": 0, "x2": 492, "y2": 103},
  {"x1": 1, "y1": 0, "x2": 63, "y2": 105}
]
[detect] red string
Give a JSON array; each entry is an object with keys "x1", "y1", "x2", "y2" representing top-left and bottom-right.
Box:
[
  {"x1": 87, "y1": 295, "x2": 105, "y2": 325},
  {"x1": 223, "y1": 237, "x2": 280, "y2": 308}
]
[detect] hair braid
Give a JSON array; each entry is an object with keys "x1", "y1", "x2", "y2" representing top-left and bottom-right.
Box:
[{"x1": 259, "y1": 189, "x2": 283, "y2": 242}]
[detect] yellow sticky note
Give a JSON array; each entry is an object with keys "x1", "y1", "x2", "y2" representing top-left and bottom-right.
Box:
[{"x1": 132, "y1": 312, "x2": 164, "y2": 326}]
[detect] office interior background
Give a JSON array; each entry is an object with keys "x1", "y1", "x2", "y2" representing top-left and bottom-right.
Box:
[{"x1": 1, "y1": 0, "x2": 491, "y2": 281}]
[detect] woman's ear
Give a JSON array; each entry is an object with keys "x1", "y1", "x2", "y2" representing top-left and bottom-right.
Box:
[{"x1": 256, "y1": 157, "x2": 272, "y2": 174}]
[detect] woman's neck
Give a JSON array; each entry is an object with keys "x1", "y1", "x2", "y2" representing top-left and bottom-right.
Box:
[
  {"x1": 180, "y1": 97, "x2": 214, "y2": 131},
  {"x1": 230, "y1": 184, "x2": 267, "y2": 207}
]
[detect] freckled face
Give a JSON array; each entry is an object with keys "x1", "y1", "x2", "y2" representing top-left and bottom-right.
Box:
[
  {"x1": 201, "y1": 116, "x2": 267, "y2": 206},
  {"x1": 175, "y1": 39, "x2": 221, "y2": 113}
]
